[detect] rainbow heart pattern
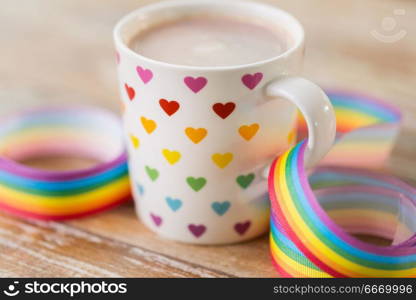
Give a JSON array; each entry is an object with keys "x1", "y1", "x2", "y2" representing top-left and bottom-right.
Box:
[
  {"x1": 242, "y1": 72, "x2": 263, "y2": 90},
  {"x1": 136, "y1": 66, "x2": 153, "y2": 84},
  {"x1": 166, "y1": 196, "x2": 182, "y2": 212},
  {"x1": 234, "y1": 220, "x2": 251, "y2": 235},
  {"x1": 129, "y1": 134, "x2": 140, "y2": 149},
  {"x1": 211, "y1": 201, "x2": 230, "y2": 216},
  {"x1": 184, "y1": 76, "x2": 207, "y2": 93},
  {"x1": 212, "y1": 153, "x2": 233, "y2": 169},
  {"x1": 162, "y1": 149, "x2": 181, "y2": 165},
  {"x1": 212, "y1": 102, "x2": 236, "y2": 119},
  {"x1": 185, "y1": 127, "x2": 207, "y2": 144},
  {"x1": 188, "y1": 224, "x2": 206, "y2": 238},
  {"x1": 151, "y1": 213, "x2": 162, "y2": 227},
  {"x1": 141, "y1": 116, "x2": 157, "y2": 134},
  {"x1": 124, "y1": 83, "x2": 135, "y2": 101},
  {"x1": 186, "y1": 176, "x2": 207, "y2": 192},
  {"x1": 145, "y1": 166, "x2": 159, "y2": 182},
  {"x1": 236, "y1": 173, "x2": 255, "y2": 189},
  {"x1": 119, "y1": 62, "x2": 269, "y2": 241},
  {"x1": 159, "y1": 99, "x2": 180, "y2": 116},
  {"x1": 239, "y1": 123, "x2": 259, "y2": 141},
  {"x1": 136, "y1": 183, "x2": 145, "y2": 196}
]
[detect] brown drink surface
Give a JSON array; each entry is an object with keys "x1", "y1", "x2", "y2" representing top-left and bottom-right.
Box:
[{"x1": 129, "y1": 15, "x2": 288, "y2": 67}]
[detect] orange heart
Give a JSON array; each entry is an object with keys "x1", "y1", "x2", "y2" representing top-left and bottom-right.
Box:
[
  {"x1": 238, "y1": 123, "x2": 259, "y2": 141},
  {"x1": 212, "y1": 153, "x2": 233, "y2": 169},
  {"x1": 141, "y1": 116, "x2": 157, "y2": 134},
  {"x1": 185, "y1": 127, "x2": 207, "y2": 144}
]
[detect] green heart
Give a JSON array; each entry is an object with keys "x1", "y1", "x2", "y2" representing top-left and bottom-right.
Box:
[
  {"x1": 186, "y1": 176, "x2": 207, "y2": 192},
  {"x1": 145, "y1": 166, "x2": 159, "y2": 181},
  {"x1": 236, "y1": 173, "x2": 255, "y2": 189}
]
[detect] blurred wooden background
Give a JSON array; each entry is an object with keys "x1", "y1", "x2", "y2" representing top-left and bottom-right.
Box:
[{"x1": 0, "y1": 0, "x2": 415, "y2": 277}]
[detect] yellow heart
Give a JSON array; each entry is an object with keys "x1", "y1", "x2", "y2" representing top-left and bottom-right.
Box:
[
  {"x1": 162, "y1": 149, "x2": 181, "y2": 165},
  {"x1": 212, "y1": 153, "x2": 233, "y2": 169},
  {"x1": 130, "y1": 134, "x2": 140, "y2": 149},
  {"x1": 141, "y1": 116, "x2": 157, "y2": 134},
  {"x1": 185, "y1": 127, "x2": 207, "y2": 144},
  {"x1": 238, "y1": 123, "x2": 259, "y2": 141}
]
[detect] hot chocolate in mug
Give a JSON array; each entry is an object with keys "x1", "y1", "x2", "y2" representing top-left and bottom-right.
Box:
[{"x1": 114, "y1": 0, "x2": 336, "y2": 244}]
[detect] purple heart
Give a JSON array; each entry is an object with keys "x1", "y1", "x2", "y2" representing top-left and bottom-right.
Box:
[
  {"x1": 234, "y1": 220, "x2": 251, "y2": 235},
  {"x1": 188, "y1": 224, "x2": 206, "y2": 238},
  {"x1": 184, "y1": 76, "x2": 207, "y2": 93},
  {"x1": 136, "y1": 66, "x2": 153, "y2": 84},
  {"x1": 241, "y1": 73, "x2": 263, "y2": 90},
  {"x1": 150, "y1": 213, "x2": 162, "y2": 227}
]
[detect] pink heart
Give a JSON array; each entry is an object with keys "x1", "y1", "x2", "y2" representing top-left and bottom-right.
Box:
[
  {"x1": 188, "y1": 224, "x2": 206, "y2": 238},
  {"x1": 234, "y1": 220, "x2": 251, "y2": 235},
  {"x1": 242, "y1": 73, "x2": 263, "y2": 90},
  {"x1": 150, "y1": 213, "x2": 162, "y2": 227},
  {"x1": 136, "y1": 66, "x2": 153, "y2": 84},
  {"x1": 116, "y1": 51, "x2": 120, "y2": 64},
  {"x1": 184, "y1": 76, "x2": 207, "y2": 93}
]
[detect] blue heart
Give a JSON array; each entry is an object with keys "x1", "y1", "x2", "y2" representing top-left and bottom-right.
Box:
[
  {"x1": 136, "y1": 183, "x2": 145, "y2": 196},
  {"x1": 166, "y1": 197, "x2": 182, "y2": 212},
  {"x1": 211, "y1": 201, "x2": 231, "y2": 216}
]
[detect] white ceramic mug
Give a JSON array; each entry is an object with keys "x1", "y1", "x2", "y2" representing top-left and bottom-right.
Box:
[{"x1": 114, "y1": 0, "x2": 336, "y2": 244}]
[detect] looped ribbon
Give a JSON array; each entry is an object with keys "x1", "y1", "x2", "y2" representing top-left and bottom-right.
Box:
[
  {"x1": 0, "y1": 106, "x2": 130, "y2": 220},
  {"x1": 269, "y1": 91, "x2": 416, "y2": 277}
]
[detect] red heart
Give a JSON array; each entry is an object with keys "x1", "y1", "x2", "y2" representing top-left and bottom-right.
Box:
[
  {"x1": 124, "y1": 83, "x2": 135, "y2": 101},
  {"x1": 234, "y1": 220, "x2": 251, "y2": 235},
  {"x1": 159, "y1": 99, "x2": 180, "y2": 116},
  {"x1": 212, "y1": 102, "x2": 236, "y2": 119}
]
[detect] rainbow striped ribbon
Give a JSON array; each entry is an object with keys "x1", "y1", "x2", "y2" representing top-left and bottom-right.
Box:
[
  {"x1": 269, "y1": 91, "x2": 416, "y2": 277},
  {"x1": 0, "y1": 106, "x2": 131, "y2": 220}
]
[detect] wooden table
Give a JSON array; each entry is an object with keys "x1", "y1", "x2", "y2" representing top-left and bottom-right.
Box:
[{"x1": 0, "y1": 0, "x2": 415, "y2": 277}]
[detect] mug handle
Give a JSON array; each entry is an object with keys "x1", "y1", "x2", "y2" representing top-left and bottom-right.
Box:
[{"x1": 265, "y1": 76, "x2": 336, "y2": 168}]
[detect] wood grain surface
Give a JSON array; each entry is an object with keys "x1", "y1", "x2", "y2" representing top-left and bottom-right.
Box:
[{"x1": 0, "y1": 0, "x2": 415, "y2": 277}]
